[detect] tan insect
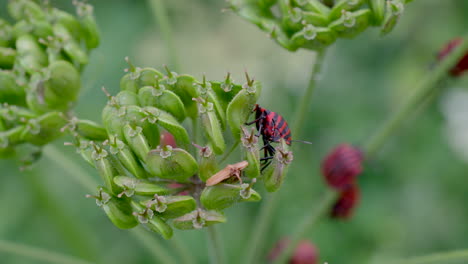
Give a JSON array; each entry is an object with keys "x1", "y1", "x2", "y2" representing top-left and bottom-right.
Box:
[{"x1": 206, "y1": 161, "x2": 249, "y2": 186}]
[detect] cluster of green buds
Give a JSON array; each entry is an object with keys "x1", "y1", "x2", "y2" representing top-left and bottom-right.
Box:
[
  {"x1": 80, "y1": 59, "x2": 293, "y2": 239},
  {"x1": 228, "y1": 0, "x2": 413, "y2": 51},
  {"x1": 0, "y1": 0, "x2": 99, "y2": 162}
]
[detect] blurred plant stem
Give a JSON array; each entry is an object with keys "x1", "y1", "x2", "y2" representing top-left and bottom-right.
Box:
[
  {"x1": 242, "y1": 50, "x2": 327, "y2": 264},
  {"x1": 391, "y1": 249, "x2": 468, "y2": 264},
  {"x1": 272, "y1": 189, "x2": 337, "y2": 264},
  {"x1": 21, "y1": 169, "x2": 99, "y2": 262},
  {"x1": 148, "y1": 0, "x2": 180, "y2": 71},
  {"x1": 206, "y1": 225, "x2": 226, "y2": 264},
  {"x1": 0, "y1": 239, "x2": 92, "y2": 264},
  {"x1": 292, "y1": 50, "x2": 327, "y2": 134},
  {"x1": 42, "y1": 145, "x2": 186, "y2": 264},
  {"x1": 364, "y1": 36, "x2": 468, "y2": 156}
]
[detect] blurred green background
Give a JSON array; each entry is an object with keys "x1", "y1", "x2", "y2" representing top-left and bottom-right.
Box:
[{"x1": 2, "y1": 0, "x2": 468, "y2": 263}]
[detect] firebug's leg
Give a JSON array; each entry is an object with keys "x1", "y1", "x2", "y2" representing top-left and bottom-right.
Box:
[{"x1": 245, "y1": 112, "x2": 265, "y2": 125}]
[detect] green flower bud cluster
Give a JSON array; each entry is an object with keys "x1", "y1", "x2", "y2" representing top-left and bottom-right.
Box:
[
  {"x1": 81, "y1": 61, "x2": 293, "y2": 239},
  {"x1": 0, "y1": 0, "x2": 99, "y2": 160},
  {"x1": 228, "y1": 0, "x2": 412, "y2": 51}
]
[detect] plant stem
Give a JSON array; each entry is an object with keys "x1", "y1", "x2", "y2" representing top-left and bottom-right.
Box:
[
  {"x1": 391, "y1": 249, "x2": 468, "y2": 264},
  {"x1": 242, "y1": 50, "x2": 327, "y2": 264},
  {"x1": 42, "y1": 145, "x2": 186, "y2": 264},
  {"x1": 364, "y1": 36, "x2": 468, "y2": 157},
  {"x1": 291, "y1": 50, "x2": 327, "y2": 134},
  {"x1": 206, "y1": 225, "x2": 225, "y2": 264},
  {"x1": 21, "y1": 170, "x2": 98, "y2": 262},
  {"x1": 0, "y1": 239, "x2": 92, "y2": 264},
  {"x1": 148, "y1": 0, "x2": 180, "y2": 71},
  {"x1": 219, "y1": 140, "x2": 240, "y2": 163},
  {"x1": 170, "y1": 236, "x2": 195, "y2": 264},
  {"x1": 272, "y1": 189, "x2": 337, "y2": 264},
  {"x1": 131, "y1": 228, "x2": 178, "y2": 264},
  {"x1": 43, "y1": 145, "x2": 99, "y2": 192}
]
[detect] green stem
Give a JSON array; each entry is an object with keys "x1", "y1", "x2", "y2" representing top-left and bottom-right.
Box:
[
  {"x1": 242, "y1": 50, "x2": 327, "y2": 264},
  {"x1": 364, "y1": 36, "x2": 468, "y2": 156},
  {"x1": 131, "y1": 228, "x2": 178, "y2": 264},
  {"x1": 206, "y1": 225, "x2": 225, "y2": 264},
  {"x1": 392, "y1": 249, "x2": 468, "y2": 264},
  {"x1": 219, "y1": 140, "x2": 240, "y2": 163},
  {"x1": 272, "y1": 190, "x2": 337, "y2": 264},
  {"x1": 291, "y1": 50, "x2": 327, "y2": 134},
  {"x1": 0, "y1": 239, "x2": 92, "y2": 264},
  {"x1": 21, "y1": 170, "x2": 98, "y2": 261},
  {"x1": 42, "y1": 145, "x2": 183, "y2": 264},
  {"x1": 170, "y1": 236, "x2": 195, "y2": 264},
  {"x1": 148, "y1": 0, "x2": 180, "y2": 71},
  {"x1": 43, "y1": 145, "x2": 99, "y2": 192}
]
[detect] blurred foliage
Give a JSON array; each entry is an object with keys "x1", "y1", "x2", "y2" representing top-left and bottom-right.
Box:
[{"x1": 1, "y1": 0, "x2": 468, "y2": 263}]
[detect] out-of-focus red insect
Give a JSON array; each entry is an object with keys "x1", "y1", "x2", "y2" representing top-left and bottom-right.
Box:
[
  {"x1": 267, "y1": 237, "x2": 319, "y2": 264},
  {"x1": 330, "y1": 184, "x2": 360, "y2": 219},
  {"x1": 437, "y1": 37, "x2": 468, "y2": 77},
  {"x1": 321, "y1": 144, "x2": 363, "y2": 190}
]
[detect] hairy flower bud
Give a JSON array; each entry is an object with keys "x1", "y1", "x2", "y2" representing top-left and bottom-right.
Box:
[
  {"x1": 201, "y1": 181, "x2": 261, "y2": 210},
  {"x1": 146, "y1": 145, "x2": 198, "y2": 182},
  {"x1": 172, "y1": 209, "x2": 226, "y2": 230},
  {"x1": 330, "y1": 183, "x2": 360, "y2": 219},
  {"x1": 263, "y1": 139, "x2": 293, "y2": 192},
  {"x1": 321, "y1": 143, "x2": 363, "y2": 190},
  {"x1": 142, "y1": 195, "x2": 197, "y2": 219}
]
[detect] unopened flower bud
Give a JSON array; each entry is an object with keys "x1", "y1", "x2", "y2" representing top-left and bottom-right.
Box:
[
  {"x1": 146, "y1": 146, "x2": 198, "y2": 182},
  {"x1": 201, "y1": 181, "x2": 261, "y2": 211},
  {"x1": 321, "y1": 143, "x2": 363, "y2": 190},
  {"x1": 172, "y1": 209, "x2": 226, "y2": 230}
]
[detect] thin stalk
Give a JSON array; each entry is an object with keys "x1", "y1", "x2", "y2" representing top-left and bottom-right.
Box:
[
  {"x1": 272, "y1": 189, "x2": 337, "y2": 264},
  {"x1": 170, "y1": 236, "x2": 195, "y2": 264},
  {"x1": 291, "y1": 50, "x2": 327, "y2": 134},
  {"x1": 206, "y1": 225, "x2": 225, "y2": 264},
  {"x1": 148, "y1": 0, "x2": 180, "y2": 71},
  {"x1": 21, "y1": 170, "x2": 98, "y2": 262},
  {"x1": 392, "y1": 249, "x2": 468, "y2": 264},
  {"x1": 42, "y1": 145, "x2": 186, "y2": 264},
  {"x1": 131, "y1": 228, "x2": 178, "y2": 264},
  {"x1": 242, "y1": 50, "x2": 327, "y2": 264},
  {"x1": 364, "y1": 36, "x2": 468, "y2": 156},
  {"x1": 219, "y1": 140, "x2": 240, "y2": 163},
  {"x1": 0, "y1": 239, "x2": 92, "y2": 264}
]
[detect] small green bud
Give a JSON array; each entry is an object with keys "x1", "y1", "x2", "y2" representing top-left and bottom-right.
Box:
[
  {"x1": 52, "y1": 23, "x2": 88, "y2": 66},
  {"x1": 87, "y1": 187, "x2": 138, "y2": 229},
  {"x1": 329, "y1": 0, "x2": 365, "y2": 21},
  {"x1": 263, "y1": 139, "x2": 294, "y2": 192},
  {"x1": 120, "y1": 59, "x2": 164, "y2": 93},
  {"x1": 76, "y1": 2, "x2": 100, "y2": 50},
  {"x1": 113, "y1": 176, "x2": 170, "y2": 197},
  {"x1": 241, "y1": 126, "x2": 260, "y2": 179},
  {"x1": 172, "y1": 209, "x2": 226, "y2": 230},
  {"x1": 380, "y1": 0, "x2": 404, "y2": 35},
  {"x1": 194, "y1": 97, "x2": 226, "y2": 155},
  {"x1": 132, "y1": 202, "x2": 173, "y2": 239},
  {"x1": 69, "y1": 138, "x2": 94, "y2": 167},
  {"x1": 142, "y1": 195, "x2": 197, "y2": 219},
  {"x1": 50, "y1": 8, "x2": 83, "y2": 42},
  {"x1": 8, "y1": 0, "x2": 46, "y2": 21},
  {"x1": 106, "y1": 135, "x2": 147, "y2": 178},
  {"x1": 293, "y1": 0, "x2": 331, "y2": 15},
  {"x1": 302, "y1": 11, "x2": 330, "y2": 27},
  {"x1": 0, "y1": 19, "x2": 13, "y2": 47},
  {"x1": 138, "y1": 85, "x2": 186, "y2": 122},
  {"x1": 0, "y1": 47, "x2": 16, "y2": 69},
  {"x1": 72, "y1": 119, "x2": 108, "y2": 141},
  {"x1": 1, "y1": 125, "x2": 26, "y2": 146},
  {"x1": 367, "y1": 0, "x2": 386, "y2": 25},
  {"x1": 165, "y1": 73, "x2": 199, "y2": 119},
  {"x1": 200, "y1": 180, "x2": 261, "y2": 211},
  {"x1": 21, "y1": 112, "x2": 67, "y2": 146},
  {"x1": 209, "y1": 74, "x2": 243, "y2": 111},
  {"x1": 121, "y1": 105, "x2": 160, "y2": 148},
  {"x1": 227, "y1": 73, "x2": 261, "y2": 140},
  {"x1": 140, "y1": 106, "x2": 190, "y2": 148},
  {"x1": 195, "y1": 144, "x2": 219, "y2": 182},
  {"x1": 43, "y1": 60, "x2": 81, "y2": 104},
  {"x1": 328, "y1": 9, "x2": 371, "y2": 39},
  {"x1": 0, "y1": 70, "x2": 26, "y2": 106},
  {"x1": 123, "y1": 123, "x2": 151, "y2": 162},
  {"x1": 146, "y1": 145, "x2": 198, "y2": 182},
  {"x1": 290, "y1": 25, "x2": 336, "y2": 51},
  {"x1": 92, "y1": 143, "x2": 122, "y2": 195},
  {"x1": 15, "y1": 34, "x2": 48, "y2": 74}
]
